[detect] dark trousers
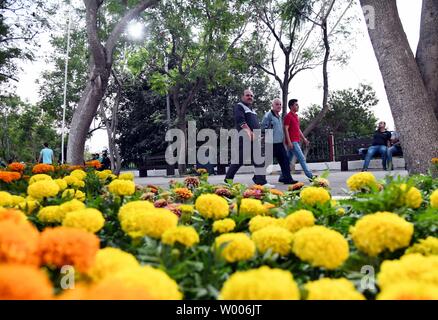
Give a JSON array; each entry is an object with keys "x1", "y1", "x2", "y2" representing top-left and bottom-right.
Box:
[
  {"x1": 272, "y1": 143, "x2": 294, "y2": 183},
  {"x1": 225, "y1": 140, "x2": 267, "y2": 185}
]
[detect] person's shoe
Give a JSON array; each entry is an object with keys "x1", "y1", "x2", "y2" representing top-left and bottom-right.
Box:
[
  {"x1": 224, "y1": 178, "x2": 232, "y2": 184},
  {"x1": 361, "y1": 169, "x2": 367, "y2": 172},
  {"x1": 279, "y1": 178, "x2": 298, "y2": 185},
  {"x1": 263, "y1": 183, "x2": 276, "y2": 188}
]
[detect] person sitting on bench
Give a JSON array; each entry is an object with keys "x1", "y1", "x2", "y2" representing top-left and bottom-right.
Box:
[
  {"x1": 387, "y1": 130, "x2": 402, "y2": 170},
  {"x1": 362, "y1": 121, "x2": 391, "y2": 171}
]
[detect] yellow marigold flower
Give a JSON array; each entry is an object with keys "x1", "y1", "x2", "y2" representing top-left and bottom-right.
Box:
[
  {"x1": 62, "y1": 189, "x2": 86, "y2": 201},
  {"x1": 118, "y1": 172, "x2": 134, "y2": 181},
  {"x1": 70, "y1": 169, "x2": 87, "y2": 181},
  {"x1": 37, "y1": 205, "x2": 65, "y2": 224},
  {"x1": 63, "y1": 175, "x2": 85, "y2": 189},
  {"x1": 350, "y1": 211, "x2": 414, "y2": 256},
  {"x1": 0, "y1": 264, "x2": 53, "y2": 300},
  {"x1": 102, "y1": 266, "x2": 182, "y2": 299},
  {"x1": 0, "y1": 191, "x2": 13, "y2": 207},
  {"x1": 96, "y1": 171, "x2": 111, "y2": 180},
  {"x1": 60, "y1": 199, "x2": 86, "y2": 214},
  {"x1": 377, "y1": 254, "x2": 438, "y2": 289},
  {"x1": 161, "y1": 226, "x2": 200, "y2": 247},
  {"x1": 0, "y1": 220, "x2": 40, "y2": 266},
  {"x1": 429, "y1": 189, "x2": 438, "y2": 208},
  {"x1": 0, "y1": 208, "x2": 27, "y2": 224},
  {"x1": 270, "y1": 189, "x2": 284, "y2": 196},
  {"x1": 248, "y1": 216, "x2": 280, "y2": 233},
  {"x1": 179, "y1": 204, "x2": 194, "y2": 215},
  {"x1": 282, "y1": 210, "x2": 315, "y2": 233},
  {"x1": 239, "y1": 198, "x2": 268, "y2": 216},
  {"x1": 346, "y1": 172, "x2": 377, "y2": 192},
  {"x1": 300, "y1": 187, "x2": 331, "y2": 206},
  {"x1": 304, "y1": 278, "x2": 365, "y2": 300},
  {"x1": 174, "y1": 187, "x2": 193, "y2": 200},
  {"x1": 195, "y1": 194, "x2": 229, "y2": 220},
  {"x1": 16, "y1": 199, "x2": 39, "y2": 215},
  {"x1": 399, "y1": 184, "x2": 422, "y2": 209},
  {"x1": 54, "y1": 178, "x2": 68, "y2": 191},
  {"x1": 10, "y1": 195, "x2": 25, "y2": 207},
  {"x1": 29, "y1": 174, "x2": 52, "y2": 185},
  {"x1": 87, "y1": 247, "x2": 139, "y2": 282},
  {"x1": 252, "y1": 226, "x2": 294, "y2": 256},
  {"x1": 62, "y1": 208, "x2": 105, "y2": 233},
  {"x1": 292, "y1": 226, "x2": 349, "y2": 269},
  {"x1": 39, "y1": 226, "x2": 100, "y2": 272},
  {"x1": 108, "y1": 179, "x2": 136, "y2": 196},
  {"x1": 405, "y1": 236, "x2": 438, "y2": 256},
  {"x1": 212, "y1": 218, "x2": 236, "y2": 233},
  {"x1": 215, "y1": 233, "x2": 256, "y2": 263},
  {"x1": 120, "y1": 208, "x2": 178, "y2": 239},
  {"x1": 27, "y1": 180, "x2": 60, "y2": 200},
  {"x1": 377, "y1": 281, "x2": 438, "y2": 300},
  {"x1": 118, "y1": 200, "x2": 155, "y2": 221},
  {"x1": 219, "y1": 266, "x2": 300, "y2": 300}
]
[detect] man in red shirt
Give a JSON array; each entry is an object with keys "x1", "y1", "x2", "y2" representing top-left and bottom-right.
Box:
[{"x1": 283, "y1": 99, "x2": 315, "y2": 180}]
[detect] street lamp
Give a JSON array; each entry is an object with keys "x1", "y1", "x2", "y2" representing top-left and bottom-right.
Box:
[{"x1": 61, "y1": 13, "x2": 71, "y2": 164}]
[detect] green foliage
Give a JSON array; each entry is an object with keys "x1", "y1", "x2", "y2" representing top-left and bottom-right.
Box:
[
  {"x1": 0, "y1": 96, "x2": 59, "y2": 162},
  {"x1": 302, "y1": 84, "x2": 379, "y2": 140}
]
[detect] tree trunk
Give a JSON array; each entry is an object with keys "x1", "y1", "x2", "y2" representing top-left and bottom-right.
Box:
[
  {"x1": 67, "y1": 0, "x2": 159, "y2": 164},
  {"x1": 360, "y1": 0, "x2": 438, "y2": 174},
  {"x1": 416, "y1": 0, "x2": 438, "y2": 119},
  {"x1": 68, "y1": 68, "x2": 110, "y2": 164}
]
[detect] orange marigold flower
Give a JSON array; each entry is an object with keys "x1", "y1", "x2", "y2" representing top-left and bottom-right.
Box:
[
  {"x1": 86, "y1": 278, "x2": 156, "y2": 300},
  {"x1": 0, "y1": 264, "x2": 53, "y2": 299},
  {"x1": 7, "y1": 162, "x2": 25, "y2": 172},
  {"x1": 0, "y1": 220, "x2": 40, "y2": 266},
  {"x1": 270, "y1": 189, "x2": 284, "y2": 196},
  {"x1": 0, "y1": 208, "x2": 28, "y2": 224},
  {"x1": 39, "y1": 227, "x2": 100, "y2": 273},
  {"x1": 147, "y1": 185, "x2": 159, "y2": 194},
  {"x1": 251, "y1": 184, "x2": 265, "y2": 191},
  {"x1": 85, "y1": 160, "x2": 102, "y2": 169},
  {"x1": 432, "y1": 158, "x2": 438, "y2": 165},
  {"x1": 0, "y1": 171, "x2": 21, "y2": 183},
  {"x1": 67, "y1": 165, "x2": 85, "y2": 171},
  {"x1": 174, "y1": 187, "x2": 193, "y2": 200},
  {"x1": 32, "y1": 164, "x2": 55, "y2": 174},
  {"x1": 184, "y1": 176, "x2": 200, "y2": 188},
  {"x1": 289, "y1": 182, "x2": 305, "y2": 191}
]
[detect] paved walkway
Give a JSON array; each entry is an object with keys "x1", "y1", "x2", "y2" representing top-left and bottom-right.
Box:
[{"x1": 134, "y1": 169, "x2": 409, "y2": 196}]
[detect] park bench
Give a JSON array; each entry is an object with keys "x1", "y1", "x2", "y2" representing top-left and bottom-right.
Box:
[
  {"x1": 138, "y1": 154, "x2": 176, "y2": 177},
  {"x1": 338, "y1": 137, "x2": 403, "y2": 171}
]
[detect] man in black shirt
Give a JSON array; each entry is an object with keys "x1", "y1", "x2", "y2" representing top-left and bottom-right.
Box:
[
  {"x1": 362, "y1": 121, "x2": 391, "y2": 171},
  {"x1": 225, "y1": 89, "x2": 271, "y2": 186}
]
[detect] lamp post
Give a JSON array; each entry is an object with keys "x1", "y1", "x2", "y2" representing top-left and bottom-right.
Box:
[{"x1": 61, "y1": 13, "x2": 71, "y2": 164}]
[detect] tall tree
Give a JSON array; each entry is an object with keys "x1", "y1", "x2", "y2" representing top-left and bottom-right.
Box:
[
  {"x1": 359, "y1": 0, "x2": 438, "y2": 174},
  {"x1": 67, "y1": 0, "x2": 159, "y2": 165},
  {"x1": 301, "y1": 84, "x2": 378, "y2": 140},
  {"x1": 416, "y1": 0, "x2": 438, "y2": 119}
]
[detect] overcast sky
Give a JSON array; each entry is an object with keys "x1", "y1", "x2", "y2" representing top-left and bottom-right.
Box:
[{"x1": 14, "y1": 0, "x2": 423, "y2": 153}]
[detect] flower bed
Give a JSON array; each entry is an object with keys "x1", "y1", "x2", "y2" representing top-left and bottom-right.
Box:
[{"x1": 0, "y1": 163, "x2": 437, "y2": 300}]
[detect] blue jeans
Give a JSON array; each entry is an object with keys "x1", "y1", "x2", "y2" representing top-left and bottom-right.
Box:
[
  {"x1": 363, "y1": 145, "x2": 388, "y2": 170},
  {"x1": 387, "y1": 145, "x2": 402, "y2": 170},
  {"x1": 286, "y1": 142, "x2": 313, "y2": 179}
]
